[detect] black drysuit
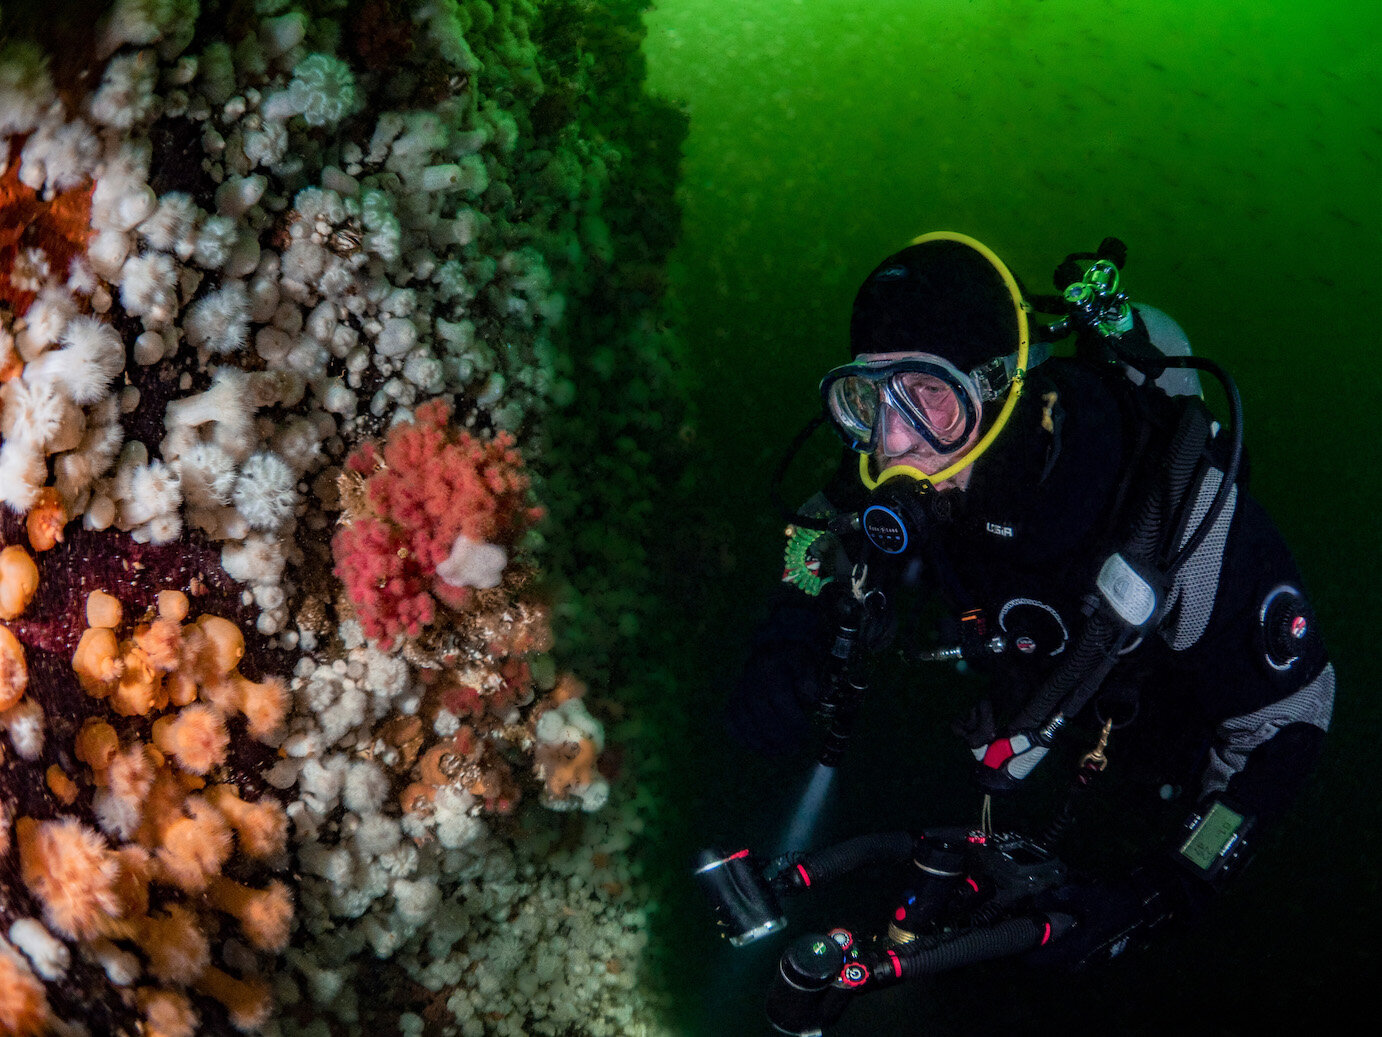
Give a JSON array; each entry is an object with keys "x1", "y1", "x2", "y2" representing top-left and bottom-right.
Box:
[{"x1": 727, "y1": 355, "x2": 1334, "y2": 964}]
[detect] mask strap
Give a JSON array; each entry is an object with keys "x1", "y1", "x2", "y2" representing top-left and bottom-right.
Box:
[{"x1": 971, "y1": 341, "x2": 1051, "y2": 402}]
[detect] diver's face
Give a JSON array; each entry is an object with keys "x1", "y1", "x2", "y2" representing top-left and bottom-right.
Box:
[{"x1": 870, "y1": 351, "x2": 983, "y2": 490}]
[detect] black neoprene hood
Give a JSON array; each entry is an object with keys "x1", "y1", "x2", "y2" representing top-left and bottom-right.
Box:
[{"x1": 849, "y1": 238, "x2": 1022, "y2": 370}]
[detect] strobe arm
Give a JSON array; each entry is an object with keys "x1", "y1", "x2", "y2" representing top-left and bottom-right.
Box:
[
  {"x1": 879, "y1": 911, "x2": 1075, "y2": 981},
  {"x1": 776, "y1": 830, "x2": 918, "y2": 892}
]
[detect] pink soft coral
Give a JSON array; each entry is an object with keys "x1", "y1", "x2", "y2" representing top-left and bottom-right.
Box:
[{"x1": 333, "y1": 399, "x2": 542, "y2": 647}]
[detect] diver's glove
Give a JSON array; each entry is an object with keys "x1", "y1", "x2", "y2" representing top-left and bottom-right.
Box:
[
  {"x1": 1024, "y1": 865, "x2": 1180, "y2": 971},
  {"x1": 725, "y1": 597, "x2": 830, "y2": 755}
]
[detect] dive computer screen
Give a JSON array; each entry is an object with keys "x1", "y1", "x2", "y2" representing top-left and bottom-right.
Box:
[{"x1": 1179, "y1": 801, "x2": 1245, "y2": 872}]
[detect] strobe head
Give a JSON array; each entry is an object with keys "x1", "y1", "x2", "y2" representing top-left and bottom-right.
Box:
[
  {"x1": 766, "y1": 931, "x2": 856, "y2": 1036},
  {"x1": 694, "y1": 848, "x2": 786, "y2": 947}
]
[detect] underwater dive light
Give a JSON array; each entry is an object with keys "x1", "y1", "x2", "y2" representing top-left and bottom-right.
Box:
[{"x1": 814, "y1": 574, "x2": 878, "y2": 769}]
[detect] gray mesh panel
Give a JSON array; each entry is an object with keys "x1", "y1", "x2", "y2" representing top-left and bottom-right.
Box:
[{"x1": 1160, "y1": 468, "x2": 1237, "y2": 652}]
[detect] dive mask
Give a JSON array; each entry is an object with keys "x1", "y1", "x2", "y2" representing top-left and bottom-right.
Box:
[{"x1": 820, "y1": 351, "x2": 1024, "y2": 455}]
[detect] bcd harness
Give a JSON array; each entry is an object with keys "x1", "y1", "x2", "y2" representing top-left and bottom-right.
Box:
[
  {"x1": 966, "y1": 384, "x2": 1228, "y2": 793},
  {"x1": 964, "y1": 245, "x2": 1246, "y2": 793}
]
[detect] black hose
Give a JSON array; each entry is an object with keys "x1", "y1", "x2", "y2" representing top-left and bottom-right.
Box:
[
  {"x1": 889, "y1": 913, "x2": 1076, "y2": 979},
  {"x1": 770, "y1": 413, "x2": 832, "y2": 529},
  {"x1": 1038, "y1": 770, "x2": 1095, "y2": 851},
  {"x1": 1012, "y1": 610, "x2": 1118, "y2": 732},
  {"x1": 1157, "y1": 357, "x2": 1243, "y2": 572},
  {"x1": 781, "y1": 831, "x2": 916, "y2": 890},
  {"x1": 1125, "y1": 401, "x2": 1206, "y2": 557},
  {"x1": 1010, "y1": 392, "x2": 1213, "y2": 732}
]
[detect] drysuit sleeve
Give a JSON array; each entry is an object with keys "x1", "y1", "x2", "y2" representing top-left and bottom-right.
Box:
[{"x1": 1157, "y1": 488, "x2": 1333, "y2": 833}]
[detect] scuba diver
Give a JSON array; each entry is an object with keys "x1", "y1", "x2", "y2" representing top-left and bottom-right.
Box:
[{"x1": 710, "y1": 232, "x2": 1335, "y2": 1030}]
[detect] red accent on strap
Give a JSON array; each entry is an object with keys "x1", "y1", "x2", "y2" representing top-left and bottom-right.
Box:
[
  {"x1": 1040, "y1": 920, "x2": 1052, "y2": 945},
  {"x1": 965, "y1": 876, "x2": 980, "y2": 892},
  {"x1": 727, "y1": 848, "x2": 751, "y2": 860},
  {"x1": 796, "y1": 863, "x2": 811, "y2": 887},
  {"x1": 887, "y1": 949, "x2": 902, "y2": 978},
  {"x1": 981, "y1": 738, "x2": 1015, "y2": 769}
]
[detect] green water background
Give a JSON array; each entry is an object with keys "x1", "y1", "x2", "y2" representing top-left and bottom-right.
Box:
[{"x1": 637, "y1": 0, "x2": 1380, "y2": 1032}]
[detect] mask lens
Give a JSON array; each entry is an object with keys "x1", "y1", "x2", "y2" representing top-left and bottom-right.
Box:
[
  {"x1": 826, "y1": 376, "x2": 881, "y2": 447},
  {"x1": 896, "y1": 372, "x2": 965, "y2": 439},
  {"x1": 821, "y1": 356, "x2": 980, "y2": 454}
]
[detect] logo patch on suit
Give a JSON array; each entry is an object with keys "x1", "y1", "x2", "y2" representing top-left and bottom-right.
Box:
[{"x1": 997, "y1": 598, "x2": 1069, "y2": 657}]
